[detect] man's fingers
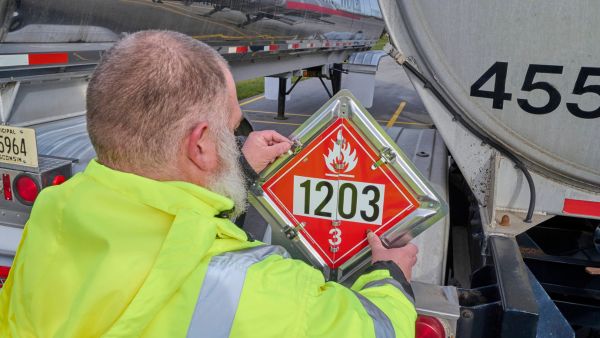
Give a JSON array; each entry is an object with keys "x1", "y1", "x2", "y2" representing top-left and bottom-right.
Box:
[
  {"x1": 401, "y1": 243, "x2": 418, "y2": 256},
  {"x1": 367, "y1": 231, "x2": 384, "y2": 250},
  {"x1": 270, "y1": 141, "x2": 292, "y2": 156},
  {"x1": 268, "y1": 131, "x2": 292, "y2": 144},
  {"x1": 261, "y1": 130, "x2": 292, "y2": 144}
]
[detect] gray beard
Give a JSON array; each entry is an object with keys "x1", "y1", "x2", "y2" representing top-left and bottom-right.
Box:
[{"x1": 205, "y1": 126, "x2": 248, "y2": 221}]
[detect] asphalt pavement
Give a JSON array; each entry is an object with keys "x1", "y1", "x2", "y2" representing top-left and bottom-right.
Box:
[{"x1": 239, "y1": 56, "x2": 432, "y2": 239}]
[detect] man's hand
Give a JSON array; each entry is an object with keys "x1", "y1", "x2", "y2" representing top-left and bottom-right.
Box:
[
  {"x1": 242, "y1": 130, "x2": 293, "y2": 173},
  {"x1": 367, "y1": 231, "x2": 418, "y2": 281}
]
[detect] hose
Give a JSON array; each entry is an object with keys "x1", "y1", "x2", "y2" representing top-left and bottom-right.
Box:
[{"x1": 401, "y1": 61, "x2": 535, "y2": 223}]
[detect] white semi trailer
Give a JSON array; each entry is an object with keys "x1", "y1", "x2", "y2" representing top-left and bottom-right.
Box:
[
  {"x1": 0, "y1": 0, "x2": 393, "y2": 318},
  {"x1": 0, "y1": 0, "x2": 385, "y2": 262}
]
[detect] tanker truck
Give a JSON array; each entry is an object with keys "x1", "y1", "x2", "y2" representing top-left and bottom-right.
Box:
[
  {"x1": 0, "y1": 0, "x2": 598, "y2": 337},
  {"x1": 377, "y1": 1, "x2": 600, "y2": 337}
]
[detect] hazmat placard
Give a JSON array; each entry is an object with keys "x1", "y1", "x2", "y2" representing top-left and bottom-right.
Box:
[{"x1": 250, "y1": 90, "x2": 447, "y2": 281}]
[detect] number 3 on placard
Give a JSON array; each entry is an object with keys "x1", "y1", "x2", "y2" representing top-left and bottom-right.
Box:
[{"x1": 329, "y1": 228, "x2": 342, "y2": 246}]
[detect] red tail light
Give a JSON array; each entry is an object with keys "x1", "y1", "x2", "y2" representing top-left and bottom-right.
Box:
[
  {"x1": 416, "y1": 315, "x2": 446, "y2": 338},
  {"x1": 0, "y1": 266, "x2": 10, "y2": 289},
  {"x1": 14, "y1": 174, "x2": 39, "y2": 204},
  {"x1": 52, "y1": 174, "x2": 66, "y2": 186}
]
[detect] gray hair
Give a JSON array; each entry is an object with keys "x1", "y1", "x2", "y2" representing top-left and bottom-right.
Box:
[{"x1": 86, "y1": 30, "x2": 228, "y2": 170}]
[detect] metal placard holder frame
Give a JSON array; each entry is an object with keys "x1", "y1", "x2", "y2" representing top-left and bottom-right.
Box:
[{"x1": 249, "y1": 90, "x2": 448, "y2": 282}]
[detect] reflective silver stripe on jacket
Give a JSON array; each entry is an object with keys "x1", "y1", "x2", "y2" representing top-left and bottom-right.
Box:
[
  {"x1": 352, "y1": 291, "x2": 395, "y2": 338},
  {"x1": 186, "y1": 245, "x2": 290, "y2": 338},
  {"x1": 363, "y1": 278, "x2": 415, "y2": 305}
]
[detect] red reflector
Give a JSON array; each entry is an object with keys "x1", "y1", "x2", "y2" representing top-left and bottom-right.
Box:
[
  {"x1": 0, "y1": 266, "x2": 9, "y2": 289},
  {"x1": 28, "y1": 53, "x2": 68, "y2": 65},
  {"x1": 235, "y1": 46, "x2": 248, "y2": 54},
  {"x1": 15, "y1": 175, "x2": 39, "y2": 203},
  {"x1": 2, "y1": 173, "x2": 11, "y2": 200},
  {"x1": 416, "y1": 315, "x2": 446, "y2": 338},
  {"x1": 563, "y1": 198, "x2": 600, "y2": 218},
  {"x1": 52, "y1": 175, "x2": 66, "y2": 186}
]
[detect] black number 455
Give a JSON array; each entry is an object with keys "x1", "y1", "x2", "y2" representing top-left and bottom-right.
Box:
[{"x1": 470, "y1": 62, "x2": 600, "y2": 119}]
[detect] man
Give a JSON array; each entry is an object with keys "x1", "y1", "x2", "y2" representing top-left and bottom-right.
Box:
[{"x1": 0, "y1": 31, "x2": 418, "y2": 337}]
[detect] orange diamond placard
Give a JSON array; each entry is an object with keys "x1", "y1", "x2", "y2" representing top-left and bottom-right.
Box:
[{"x1": 263, "y1": 118, "x2": 419, "y2": 269}]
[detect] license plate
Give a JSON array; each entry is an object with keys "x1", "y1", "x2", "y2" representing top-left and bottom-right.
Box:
[{"x1": 0, "y1": 125, "x2": 38, "y2": 167}]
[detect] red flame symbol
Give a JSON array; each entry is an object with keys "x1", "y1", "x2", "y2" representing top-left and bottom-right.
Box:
[{"x1": 324, "y1": 130, "x2": 357, "y2": 174}]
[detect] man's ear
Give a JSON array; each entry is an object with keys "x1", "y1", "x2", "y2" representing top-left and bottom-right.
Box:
[{"x1": 186, "y1": 121, "x2": 212, "y2": 171}]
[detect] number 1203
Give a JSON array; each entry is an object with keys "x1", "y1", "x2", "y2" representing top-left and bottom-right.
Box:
[{"x1": 293, "y1": 176, "x2": 385, "y2": 225}]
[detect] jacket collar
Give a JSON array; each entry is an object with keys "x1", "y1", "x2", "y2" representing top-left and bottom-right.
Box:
[{"x1": 83, "y1": 159, "x2": 247, "y2": 241}]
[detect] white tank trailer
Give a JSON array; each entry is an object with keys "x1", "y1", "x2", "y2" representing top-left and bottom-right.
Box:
[{"x1": 381, "y1": 0, "x2": 600, "y2": 337}]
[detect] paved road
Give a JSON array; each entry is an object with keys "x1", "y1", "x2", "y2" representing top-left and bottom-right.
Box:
[
  {"x1": 239, "y1": 56, "x2": 432, "y2": 137},
  {"x1": 238, "y1": 56, "x2": 432, "y2": 239}
]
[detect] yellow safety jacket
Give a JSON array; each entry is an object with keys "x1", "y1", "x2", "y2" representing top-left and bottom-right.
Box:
[{"x1": 0, "y1": 160, "x2": 416, "y2": 337}]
